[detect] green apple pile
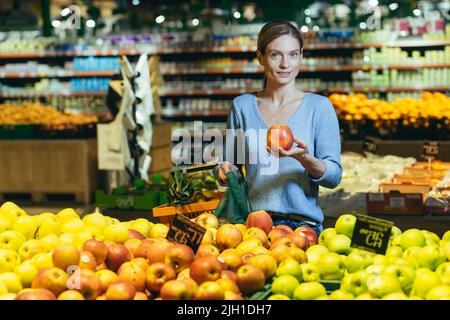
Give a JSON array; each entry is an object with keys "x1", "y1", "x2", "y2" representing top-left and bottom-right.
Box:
[
  {"x1": 0, "y1": 202, "x2": 317, "y2": 300},
  {"x1": 268, "y1": 213, "x2": 450, "y2": 300}
]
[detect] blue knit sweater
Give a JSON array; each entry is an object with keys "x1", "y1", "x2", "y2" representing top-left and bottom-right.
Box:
[{"x1": 222, "y1": 92, "x2": 342, "y2": 225}]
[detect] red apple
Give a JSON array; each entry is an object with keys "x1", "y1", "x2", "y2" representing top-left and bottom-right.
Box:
[
  {"x1": 165, "y1": 244, "x2": 195, "y2": 273},
  {"x1": 133, "y1": 239, "x2": 156, "y2": 259},
  {"x1": 31, "y1": 267, "x2": 69, "y2": 296},
  {"x1": 224, "y1": 290, "x2": 244, "y2": 300},
  {"x1": 268, "y1": 228, "x2": 291, "y2": 246},
  {"x1": 196, "y1": 244, "x2": 220, "y2": 258},
  {"x1": 221, "y1": 270, "x2": 238, "y2": 283},
  {"x1": 96, "y1": 269, "x2": 119, "y2": 294},
  {"x1": 275, "y1": 225, "x2": 294, "y2": 234},
  {"x1": 236, "y1": 264, "x2": 265, "y2": 296},
  {"x1": 160, "y1": 279, "x2": 195, "y2": 300},
  {"x1": 52, "y1": 244, "x2": 80, "y2": 273},
  {"x1": 195, "y1": 213, "x2": 219, "y2": 229},
  {"x1": 270, "y1": 237, "x2": 294, "y2": 250},
  {"x1": 246, "y1": 210, "x2": 273, "y2": 235},
  {"x1": 145, "y1": 262, "x2": 176, "y2": 292},
  {"x1": 124, "y1": 239, "x2": 142, "y2": 257},
  {"x1": 294, "y1": 226, "x2": 318, "y2": 245},
  {"x1": 290, "y1": 231, "x2": 310, "y2": 250},
  {"x1": 128, "y1": 229, "x2": 145, "y2": 240},
  {"x1": 82, "y1": 239, "x2": 109, "y2": 265},
  {"x1": 195, "y1": 281, "x2": 225, "y2": 300},
  {"x1": 218, "y1": 250, "x2": 243, "y2": 272},
  {"x1": 79, "y1": 251, "x2": 97, "y2": 271},
  {"x1": 267, "y1": 125, "x2": 294, "y2": 151},
  {"x1": 57, "y1": 290, "x2": 85, "y2": 300},
  {"x1": 105, "y1": 244, "x2": 131, "y2": 272},
  {"x1": 216, "y1": 278, "x2": 240, "y2": 294},
  {"x1": 118, "y1": 262, "x2": 146, "y2": 292},
  {"x1": 141, "y1": 240, "x2": 172, "y2": 264},
  {"x1": 244, "y1": 227, "x2": 269, "y2": 248},
  {"x1": 105, "y1": 280, "x2": 136, "y2": 300},
  {"x1": 130, "y1": 257, "x2": 149, "y2": 272},
  {"x1": 67, "y1": 269, "x2": 101, "y2": 300},
  {"x1": 15, "y1": 288, "x2": 56, "y2": 300},
  {"x1": 189, "y1": 256, "x2": 222, "y2": 284}
]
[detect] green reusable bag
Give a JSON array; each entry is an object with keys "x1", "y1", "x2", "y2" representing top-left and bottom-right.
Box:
[{"x1": 214, "y1": 171, "x2": 253, "y2": 224}]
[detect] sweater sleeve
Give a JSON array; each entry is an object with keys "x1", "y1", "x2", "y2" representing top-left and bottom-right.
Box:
[{"x1": 309, "y1": 97, "x2": 343, "y2": 189}]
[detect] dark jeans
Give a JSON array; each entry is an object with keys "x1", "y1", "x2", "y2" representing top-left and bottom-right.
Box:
[{"x1": 272, "y1": 218, "x2": 323, "y2": 236}]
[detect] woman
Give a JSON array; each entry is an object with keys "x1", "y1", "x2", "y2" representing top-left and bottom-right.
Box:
[{"x1": 216, "y1": 21, "x2": 342, "y2": 235}]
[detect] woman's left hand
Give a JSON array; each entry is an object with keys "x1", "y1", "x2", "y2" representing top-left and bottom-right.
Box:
[{"x1": 266, "y1": 136, "x2": 309, "y2": 161}]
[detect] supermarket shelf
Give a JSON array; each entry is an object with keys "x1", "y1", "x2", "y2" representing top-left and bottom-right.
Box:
[
  {"x1": 161, "y1": 110, "x2": 229, "y2": 117},
  {"x1": 0, "y1": 40, "x2": 449, "y2": 59},
  {"x1": 329, "y1": 86, "x2": 449, "y2": 93},
  {"x1": 160, "y1": 89, "x2": 247, "y2": 96},
  {"x1": 0, "y1": 71, "x2": 118, "y2": 78},
  {"x1": 162, "y1": 64, "x2": 450, "y2": 75},
  {"x1": 0, "y1": 92, "x2": 108, "y2": 98}
]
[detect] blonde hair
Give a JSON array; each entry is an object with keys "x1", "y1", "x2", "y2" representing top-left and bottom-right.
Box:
[{"x1": 257, "y1": 21, "x2": 304, "y2": 89}]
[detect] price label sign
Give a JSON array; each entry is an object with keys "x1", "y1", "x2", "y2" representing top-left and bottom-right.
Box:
[
  {"x1": 167, "y1": 214, "x2": 206, "y2": 252},
  {"x1": 422, "y1": 141, "x2": 439, "y2": 160},
  {"x1": 351, "y1": 214, "x2": 393, "y2": 255},
  {"x1": 362, "y1": 136, "x2": 381, "y2": 154}
]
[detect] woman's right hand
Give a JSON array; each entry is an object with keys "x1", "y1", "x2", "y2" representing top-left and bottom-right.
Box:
[{"x1": 217, "y1": 161, "x2": 235, "y2": 184}]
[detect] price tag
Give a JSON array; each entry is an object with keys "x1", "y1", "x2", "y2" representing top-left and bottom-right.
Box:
[
  {"x1": 167, "y1": 214, "x2": 206, "y2": 252},
  {"x1": 362, "y1": 136, "x2": 381, "y2": 154},
  {"x1": 351, "y1": 214, "x2": 393, "y2": 255},
  {"x1": 422, "y1": 141, "x2": 439, "y2": 160}
]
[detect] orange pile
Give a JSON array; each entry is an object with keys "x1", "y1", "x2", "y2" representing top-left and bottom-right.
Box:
[{"x1": 0, "y1": 103, "x2": 98, "y2": 126}]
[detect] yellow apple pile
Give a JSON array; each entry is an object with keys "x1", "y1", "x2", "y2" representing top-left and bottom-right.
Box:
[
  {"x1": 267, "y1": 213, "x2": 450, "y2": 300},
  {"x1": 0, "y1": 202, "x2": 317, "y2": 300}
]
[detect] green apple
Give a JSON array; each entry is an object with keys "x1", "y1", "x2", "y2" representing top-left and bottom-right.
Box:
[
  {"x1": 399, "y1": 229, "x2": 426, "y2": 250},
  {"x1": 402, "y1": 246, "x2": 422, "y2": 262},
  {"x1": 12, "y1": 216, "x2": 38, "y2": 240},
  {"x1": 364, "y1": 265, "x2": 385, "y2": 278},
  {"x1": 103, "y1": 223, "x2": 129, "y2": 244},
  {"x1": 315, "y1": 295, "x2": 331, "y2": 300},
  {"x1": 410, "y1": 269, "x2": 441, "y2": 298},
  {"x1": 317, "y1": 252, "x2": 345, "y2": 280},
  {"x1": 441, "y1": 230, "x2": 450, "y2": 241},
  {"x1": 436, "y1": 262, "x2": 450, "y2": 285},
  {"x1": 389, "y1": 226, "x2": 402, "y2": 247},
  {"x1": 329, "y1": 289, "x2": 354, "y2": 300},
  {"x1": 389, "y1": 257, "x2": 416, "y2": 269},
  {"x1": 341, "y1": 271, "x2": 369, "y2": 296},
  {"x1": 425, "y1": 285, "x2": 450, "y2": 300},
  {"x1": 0, "y1": 280, "x2": 7, "y2": 295},
  {"x1": 40, "y1": 234, "x2": 61, "y2": 251},
  {"x1": 334, "y1": 214, "x2": 356, "y2": 239},
  {"x1": 421, "y1": 230, "x2": 440, "y2": 246},
  {"x1": 301, "y1": 263, "x2": 320, "y2": 282},
  {"x1": 0, "y1": 230, "x2": 26, "y2": 251},
  {"x1": 355, "y1": 293, "x2": 373, "y2": 300},
  {"x1": 30, "y1": 252, "x2": 53, "y2": 271},
  {"x1": 386, "y1": 246, "x2": 403, "y2": 257},
  {"x1": 271, "y1": 274, "x2": 300, "y2": 298},
  {"x1": 267, "y1": 294, "x2": 290, "y2": 300},
  {"x1": 0, "y1": 202, "x2": 26, "y2": 223},
  {"x1": 344, "y1": 250, "x2": 372, "y2": 273},
  {"x1": 327, "y1": 234, "x2": 352, "y2": 255},
  {"x1": 441, "y1": 241, "x2": 450, "y2": 261},
  {"x1": 15, "y1": 260, "x2": 38, "y2": 288},
  {"x1": 305, "y1": 244, "x2": 329, "y2": 264},
  {"x1": 318, "y1": 228, "x2": 337, "y2": 246},
  {"x1": 56, "y1": 208, "x2": 79, "y2": 224},
  {"x1": 382, "y1": 292, "x2": 408, "y2": 300},
  {"x1": 35, "y1": 212, "x2": 56, "y2": 225},
  {"x1": 383, "y1": 264, "x2": 415, "y2": 295},
  {"x1": 372, "y1": 254, "x2": 389, "y2": 266},
  {"x1": 293, "y1": 282, "x2": 327, "y2": 300},
  {"x1": 367, "y1": 274, "x2": 402, "y2": 298},
  {"x1": 130, "y1": 218, "x2": 153, "y2": 237},
  {"x1": 35, "y1": 218, "x2": 60, "y2": 239},
  {"x1": 276, "y1": 258, "x2": 303, "y2": 282},
  {"x1": 60, "y1": 218, "x2": 85, "y2": 234},
  {"x1": 417, "y1": 244, "x2": 446, "y2": 271},
  {"x1": 18, "y1": 239, "x2": 47, "y2": 261},
  {"x1": 0, "y1": 249, "x2": 19, "y2": 272},
  {"x1": 0, "y1": 272, "x2": 22, "y2": 293},
  {"x1": 59, "y1": 232, "x2": 76, "y2": 245}
]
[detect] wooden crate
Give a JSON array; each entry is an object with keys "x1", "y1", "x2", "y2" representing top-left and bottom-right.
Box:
[
  {"x1": 152, "y1": 199, "x2": 220, "y2": 226},
  {"x1": 0, "y1": 139, "x2": 97, "y2": 204}
]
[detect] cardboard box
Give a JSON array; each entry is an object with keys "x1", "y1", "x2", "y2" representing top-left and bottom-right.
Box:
[
  {"x1": 152, "y1": 122, "x2": 172, "y2": 148},
  {"x1": 149, "y1": 144, "x2": 172, "y2": 173},
  {"x1": 366, "y1": 192, "x2": 425, "y2": 215}
]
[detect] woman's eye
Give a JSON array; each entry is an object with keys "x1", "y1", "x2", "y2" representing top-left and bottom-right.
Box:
[
  {"x1": 270, "y1": 53, "x2": 280, "y2": 59},
  {"x1": 290, "y1": 52, "x2": 299, "y2": 58}
]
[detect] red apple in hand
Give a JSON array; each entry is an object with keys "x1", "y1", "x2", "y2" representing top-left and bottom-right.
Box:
[{"x1": 267, "y1": 125, "x2": 294, "y2": 151}]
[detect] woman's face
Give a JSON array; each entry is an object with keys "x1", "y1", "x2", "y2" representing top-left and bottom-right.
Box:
[{"x1": 257, "y1": 34, "x2": 302, "y2": 87}]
